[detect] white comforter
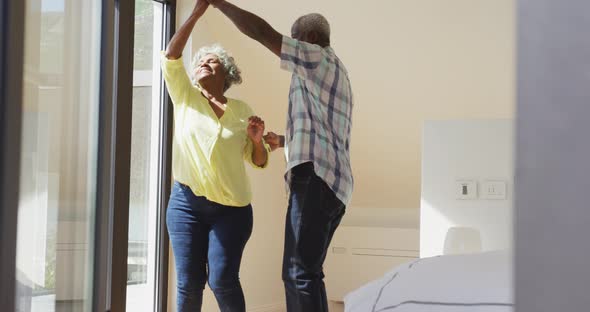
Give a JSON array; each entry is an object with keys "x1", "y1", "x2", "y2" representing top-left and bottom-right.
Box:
[{"x1": 344, "y1": 250, "x2": 513, "y2": 312}]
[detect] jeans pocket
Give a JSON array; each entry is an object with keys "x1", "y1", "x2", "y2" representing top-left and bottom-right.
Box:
[
  {"x1": 175, "y1": 181, "x2": 189, "y2": 190},
  {"x1": 324, "y1": 200, "x2": 345, "y2": 220},
  {"x1": 317, "y1": 180, "x2": 345, "y2": 219},
  {"x1": 290, "y1": 174, "x2": 312, "y2": 198},
  {"x1": 291, "y1": 172, "x2": 311, "y2": 183}
]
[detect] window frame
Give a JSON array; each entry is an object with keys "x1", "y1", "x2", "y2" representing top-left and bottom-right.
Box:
[
  {"x1": 153, "y1": 1, "x2": 176, "y2": 311},
  {"x1": 94, "y1": 0, "x2": 176, "y2": 311},
  {"x1": 93, "y1": 0, "x2": 135, "y2": 311},
  {"x1": 0, "y1": 1, "x2": 26, "y2": 311}
]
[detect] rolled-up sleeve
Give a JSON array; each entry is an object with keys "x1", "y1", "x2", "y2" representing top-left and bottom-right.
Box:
[{"x1": 244, "y1": 138, "x2": 271, "y2": 169}]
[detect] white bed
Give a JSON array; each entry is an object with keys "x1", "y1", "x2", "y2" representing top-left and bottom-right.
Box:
[{"x1": 344, "y1": 250, "x2": 513, "y2": 312}]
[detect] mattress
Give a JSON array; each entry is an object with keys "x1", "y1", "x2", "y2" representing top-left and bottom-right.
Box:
[{"x1": 344, "y1": 250, "x2": 514, "y2": 312}]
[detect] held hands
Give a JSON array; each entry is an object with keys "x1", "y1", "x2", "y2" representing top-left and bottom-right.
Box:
[
  {"x1": 247, "y1": 116, "x2": 265, "y2": 144},
  {"x1": 263, "y1": 132, "x2": 281, "y2": 152}
]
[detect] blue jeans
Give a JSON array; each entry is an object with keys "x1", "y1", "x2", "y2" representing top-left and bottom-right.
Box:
[
  {"x1": 167, "y1": 181, "x2": 253, "y2": 312},
  {"x1": 282, "y1": 162, "x2": 346, "y2": 312}
]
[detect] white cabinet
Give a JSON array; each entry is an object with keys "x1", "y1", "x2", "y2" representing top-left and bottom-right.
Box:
[{"x1": 324, "y1": 226, "x2": 419, "y2": 301}]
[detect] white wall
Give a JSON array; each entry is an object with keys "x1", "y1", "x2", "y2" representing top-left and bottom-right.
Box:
[
  {"x1": 420, "y1": 120, "x2": 513, "y2": 257},
  {"x1": 176, "y1": 0, "x2": 515, "y2": 210}
]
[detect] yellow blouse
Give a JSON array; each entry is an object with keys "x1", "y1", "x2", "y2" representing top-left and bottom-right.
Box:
[{"x1": 161, "y1": 53, "x2": 269, "y2": 207}]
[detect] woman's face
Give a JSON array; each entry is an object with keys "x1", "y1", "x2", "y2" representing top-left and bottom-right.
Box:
[{"x1": 193, "y1": 53, "x2": 226, "y2": 87}]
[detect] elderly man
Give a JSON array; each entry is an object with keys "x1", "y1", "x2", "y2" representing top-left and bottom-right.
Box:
[{"x1": 206, "y1": 1, "x2": 354, "y2": 311}]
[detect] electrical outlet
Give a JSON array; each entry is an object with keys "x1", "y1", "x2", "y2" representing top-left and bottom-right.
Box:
[{"x1": 482, "y1": 180, "x2": 507, "y2": 200}]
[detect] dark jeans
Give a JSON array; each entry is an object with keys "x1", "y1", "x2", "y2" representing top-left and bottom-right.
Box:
[
  {"x1": 167, "y1": 181, "x2": 253, "y2": 312},
  {"x1": 282, "y1": 162, "x2": 346, "y2": 312}
]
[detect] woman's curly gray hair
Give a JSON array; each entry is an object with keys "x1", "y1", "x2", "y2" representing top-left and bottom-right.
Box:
[{"x1": 192, "y1": 44, "x2": 242, "y2": 92}]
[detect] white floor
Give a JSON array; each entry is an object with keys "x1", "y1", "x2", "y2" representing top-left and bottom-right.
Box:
[{"x1": 272, "y1": 301, "x2": 344, "y2": 312}]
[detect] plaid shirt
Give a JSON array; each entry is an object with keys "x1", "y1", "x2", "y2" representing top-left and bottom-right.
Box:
[{"x1": 280, "y1": 36, "x2": 354, "y2": 205}]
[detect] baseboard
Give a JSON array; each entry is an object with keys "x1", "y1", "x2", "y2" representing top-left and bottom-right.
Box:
[{"x1": 248, "y1": 302, "x2": 286, "y2": 312}]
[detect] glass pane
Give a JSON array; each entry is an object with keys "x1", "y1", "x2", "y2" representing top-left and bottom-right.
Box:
[
  {"x1": 134, "y1": 0, "x2": 155, "y2": 71},
  {"x1": 15, "y1": 0, "x2": 102, "y2": 312},
  {"x1": 127, "y1": 1, "x2": 164, "y2": 311}
]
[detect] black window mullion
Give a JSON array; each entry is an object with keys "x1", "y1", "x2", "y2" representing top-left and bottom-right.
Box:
[
  {"x1": 0, "y1": 1, "x2": 25, "y2": 311},
  {"x1": 94, "y1": 0, "x2": 135, "y2": 311},
  {"x1": 154, "y1": 1, "x2": 176, "y2": 311}
]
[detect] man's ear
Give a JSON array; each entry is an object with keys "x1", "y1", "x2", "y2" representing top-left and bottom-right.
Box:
[{"x1": 307, "y1": 31, "x2": 320, "y2": 45}]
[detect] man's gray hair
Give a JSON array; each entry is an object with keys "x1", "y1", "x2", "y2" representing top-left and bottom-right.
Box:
[
  {"x1": 294, "y1": 13, "x2": 331, "y2": 43},
  {"x1": 192, "y1": 44, "x2": 242, "y2": 92}
]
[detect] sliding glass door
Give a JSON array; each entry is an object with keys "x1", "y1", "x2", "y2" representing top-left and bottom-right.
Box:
[
  {"x1": 126, "y1": 1, "x2": 172, "y2": 311},
  {"x1": 2, "y1": 0, "x2": 176, "y2": 312},
  {"x1": 14, "y1": 0, "x2": 102, "y2": 311}
]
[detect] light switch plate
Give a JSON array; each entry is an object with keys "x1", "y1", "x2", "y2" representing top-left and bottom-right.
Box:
[{"x1": 456, "y1": 179, "x2": 477, "y2": 200}]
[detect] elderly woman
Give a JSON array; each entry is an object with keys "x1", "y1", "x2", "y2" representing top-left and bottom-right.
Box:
[{"x1": 161, "y1": 1, "x2": 270, "y2": 311}]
